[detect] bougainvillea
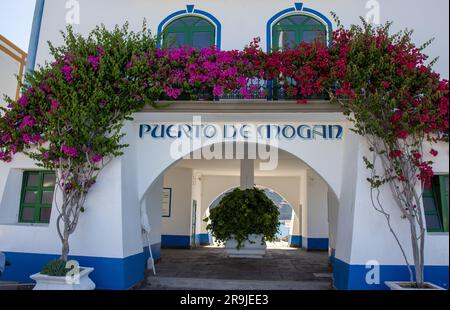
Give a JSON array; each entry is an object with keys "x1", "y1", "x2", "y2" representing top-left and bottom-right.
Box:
[
  {"x1": 0, "y1": 18, "x2": 448, "y2": 283},
  {"x1": 329, "y1": 16, "x2": 449, "y2": 287}
]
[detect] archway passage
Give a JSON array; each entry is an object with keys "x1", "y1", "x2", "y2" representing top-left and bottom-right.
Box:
[{"x1": 140, "y1": 143, "x2": 338, "y2": 289}]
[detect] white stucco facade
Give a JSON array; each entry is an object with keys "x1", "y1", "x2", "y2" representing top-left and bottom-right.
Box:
[{"x1": 0, "y1": 0, "x2": 448, "y2": 290}]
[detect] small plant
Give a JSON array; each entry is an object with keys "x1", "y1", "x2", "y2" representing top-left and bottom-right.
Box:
[
  {"x1": 41, "y1": 259, "x2": 74, "y2": 277},
  {"x1": 205, "y1": 188, "x2": 280, "y2": 249}
]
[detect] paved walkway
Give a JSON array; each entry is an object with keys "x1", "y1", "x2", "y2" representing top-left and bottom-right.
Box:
[{"x1": 139, "y1": 246, "x2": 333, "y2": 290}]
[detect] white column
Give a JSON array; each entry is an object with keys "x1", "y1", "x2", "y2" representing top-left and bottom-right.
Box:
[{"x1": 240, "y1": 159, "x2": 255, "y2": 190}]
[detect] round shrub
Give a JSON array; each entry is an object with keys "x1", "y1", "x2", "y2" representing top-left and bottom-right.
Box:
[{"x1": 205, "y1": 188, "x2": 280, "y2": 249}]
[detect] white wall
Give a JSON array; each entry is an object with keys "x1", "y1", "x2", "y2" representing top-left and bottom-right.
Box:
[
  {"x1": 0, "y1": 153, "x2": 126, "y2": 258},
  {"x1": 336, "y1": 136, "x2": 449, "y2": 266},
  {"x1": 35, "y1": 0, "x2": 449, "y2": 78},
  {"x1": 304, "y1": 172, "x2": 329, "y2": 242},
  {"x1": 162, "y1": 167, "x2": 193, "y2": 236}
]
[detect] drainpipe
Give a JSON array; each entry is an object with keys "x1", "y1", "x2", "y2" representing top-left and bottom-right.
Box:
[{"x1": 26, "y1": 0, "x2": 45, "y2": 73}]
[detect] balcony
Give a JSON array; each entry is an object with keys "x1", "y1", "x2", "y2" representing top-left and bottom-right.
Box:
[{"x1": 143, "y1": 79, "x2": 341, "y2": 113}]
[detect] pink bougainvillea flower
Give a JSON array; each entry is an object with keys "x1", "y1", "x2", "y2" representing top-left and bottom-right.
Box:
[
  {"x1": 62, "y1": 64, "x2": 74, "y2": 82},
  {"x1": 92, "y1": 154, "x2": 103, "y2": 163},
  {"x1": 62, "y1": 145, "x2": 78, "y2": 158},
  {"x1": 213, "y1": 85, "x2": 224, "y2": 97},
  {"x1": 397, "y1": 130, "x2": 409, "y2": 140},
  {"x1": 430, "y1": 149, "x2": 439, "y2": 157},
  {"x1": 18, "y1": 95, "x2": 28, "y2": 108},
  {"x1": 88, "y1": 55, "x2": 100, "y2": 71},
  {"x1": 389, "y1": 150, "x2": 403, "y2": 158},
  {"x1": 19, "y1": 115, "x2": 36, "y2": 129}
]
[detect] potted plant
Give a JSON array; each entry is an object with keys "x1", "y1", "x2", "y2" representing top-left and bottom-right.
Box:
[
  {"x1": 30, "y1": 260, "x2": 95, "y2": 290},
  {"x1": 205, "y1": 188, "x2": 279, "y2": 258}
]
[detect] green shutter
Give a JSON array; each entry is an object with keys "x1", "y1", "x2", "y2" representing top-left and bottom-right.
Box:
[
  {"x1": 272, "y1": 15, "x2": 327, "y2": 51},
  {"x1": 19, "y1": 171, "x2": 56, "y2": 224},
  {"x1": 163, "y1": 16, "x2": 215, "y2": 49},
  {"x1": 424, "y1": 175, "x2": 449, "y2": 233},
  {"x1": 439, "y1": 175, "x2": 449, "y2": 232}
]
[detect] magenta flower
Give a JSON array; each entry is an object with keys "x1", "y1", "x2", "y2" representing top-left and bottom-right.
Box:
[
  {"x1": 62, "y1": 65, "x2": 73, "y2": 82},
  {"x1": 62, "y1": 145, "x2": 78, "y2": 158},
  {"x1": 430, "y1": 149, "x2": 439, "y2": 157},
  {"x1": 18, "y1": 95, "x2": 28, "y2": 108},
  {"x1": 20, "y1": 115, "x2": 35, "y2": 129},
  {"x1": 213, "y1": 85, "x2": 224, "y2": 97},
  {"x1": 92, "y1": 154, "x2": 103, "y2": 163},
  {"x1": 88, "y1": 55, "x2": 100, "y2": 71},
  {"x1": 50, "y1": 99, "x2": 59, "y2": 112}
]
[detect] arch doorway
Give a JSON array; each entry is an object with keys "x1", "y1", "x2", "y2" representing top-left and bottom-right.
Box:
[{"x1": 139, "y1": 142, "x2": 337, "y2": 289}]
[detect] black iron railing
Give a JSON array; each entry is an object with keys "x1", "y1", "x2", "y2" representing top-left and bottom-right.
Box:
[{"x1": 159, "y1": 79, "x2": 330, "y2": 101}]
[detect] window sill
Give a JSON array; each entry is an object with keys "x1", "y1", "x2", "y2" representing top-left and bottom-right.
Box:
[
  {"x1": 427, "y1": 232, "x2": 449, "y2": 236},
  {"x1": 0, "y1": 222, "x2": 50, "y2": 228}
]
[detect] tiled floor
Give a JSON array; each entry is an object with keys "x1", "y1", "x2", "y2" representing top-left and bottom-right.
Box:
[{"x1": 138, "y1": 246, "x2": 333, "y2": 290}]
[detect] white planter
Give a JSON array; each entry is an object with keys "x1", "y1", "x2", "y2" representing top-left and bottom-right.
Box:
[
  {"x1": 225, "y1": 234, "x2": 267, "y2": 258},
  {"x1": 385, "y1": 281, "x2": 446, "y2": 290},
  {"x1": 31, "y1": 267, "x2": 96, "y2": 290}
]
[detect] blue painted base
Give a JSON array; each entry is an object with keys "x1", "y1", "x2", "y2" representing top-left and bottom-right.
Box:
[
  {"x1": 1, "y1": 251, "x2": 145, "y2": 290},
  {"x1": 333, "y1": 258, "x2": 449, "y2": 290},
  {"x1": 288, "y1": 235, "x2": 302, "y2": 248},
  {"x1": 303, "y1": 237, "x2": 329, "y2": 250},
  {"x1": 197, "y1": 233, "x2": 211, "y2": 246},
  {"x1": 144, "y1": 243, "x2": 161, "y2": 262},
  {"x1": 161, "y1": 235, "x2": 190, "y2": 249}
]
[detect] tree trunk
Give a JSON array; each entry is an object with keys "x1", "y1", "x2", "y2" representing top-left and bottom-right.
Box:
[
  {"x1": 60, "y1": 228, "x2": 70, "y2": 262},
  {"x1": 410, "y1": 222, "x2": 424, "y2": 287}
]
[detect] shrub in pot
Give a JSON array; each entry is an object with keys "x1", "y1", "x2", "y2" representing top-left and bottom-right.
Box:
[
  {"x1": 30, "y1": 259, "x2": 95, "y2": 290},
  {"x1": 205, "y1": 188, "x2": 279, "y2": 258}
]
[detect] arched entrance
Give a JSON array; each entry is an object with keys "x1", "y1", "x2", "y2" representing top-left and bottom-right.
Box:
[{"x1": 136, "y1": 138, "x2": 340, "y2": 289}]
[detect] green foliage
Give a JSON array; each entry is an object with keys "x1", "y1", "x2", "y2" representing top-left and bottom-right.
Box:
[
  {"x1": 205, "y1": 188, "x2": 280, "y2": 249},
  {"x1": 41, "y1": 259, "x2": 73, "y2": 277}
]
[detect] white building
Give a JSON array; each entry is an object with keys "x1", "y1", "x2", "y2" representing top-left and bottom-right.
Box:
[{"x1": 0, "y1": 0, "x2": 448, "y2": 290}]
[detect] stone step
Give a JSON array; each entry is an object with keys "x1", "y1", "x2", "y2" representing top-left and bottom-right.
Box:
[{"x1": 144, "y1": 276, "x2": 332, "y2": 290}]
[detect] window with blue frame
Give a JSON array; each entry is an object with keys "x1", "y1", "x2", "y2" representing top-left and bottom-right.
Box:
[
  {"x1": 423, "y1": 175, "x2": 449, "y2": 232},
  {"x1": 272, "y1": 14, "x2": 327, "y2": 50},
  {"x1": 162, "y1": 16, "x2": 215, "y2": 49}
]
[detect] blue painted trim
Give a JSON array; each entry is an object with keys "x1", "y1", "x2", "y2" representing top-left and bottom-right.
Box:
[
  {"x1": 193, "y1": 9, "x2": 222, "y2": 50},
  {"x1": 161, "y1": 235, "x2": 191, "y2": 249},
  {"x1": 303, "y1": 237, "x2": 329, "y2": 250},
  {"x1": 156, "y1": 6, "x2": 222, "y2": 49},
  {"x1": 197, "y1": 233, "x2": 211, "y2": 245},
  {"x1": 26, "y1": 0, "x2": 45, "y2": 73},
  {"x1": 157, "y1": 9, "x2": 187, "y2": 47},
  {"x1": 333, "y1": 258, "x2": 449, "y2": 290},
  {"x1": 288, "y1": 235, "x2": 302, "y2": 248},
  {"x1": 266, "y1": 7, "x2": 295, "y2": 52},
  {"x1": 1, "y1": 251, "x2": 145, "y2": 290},
  {"x1": 144, "y1": 243, "x2": 161, "y2": 261},
  {"x1": 186, "y1": 5, "x2": 195, "y2": 13},
  {"x1": 266, "y1": 2, "x2": 333, "y2": 52}
]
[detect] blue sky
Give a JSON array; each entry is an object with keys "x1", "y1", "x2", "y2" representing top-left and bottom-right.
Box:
[{"x1": 0, "y1": 0, "x2": 36, "y2": 52}]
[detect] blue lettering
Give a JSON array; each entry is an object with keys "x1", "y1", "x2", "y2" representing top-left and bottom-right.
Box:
[
  {"x1": 151, "y1": 124, "x2": 165, "y2": 139},
  {"x1": 297, "y1": 125, "x2": 312, "y2": 140},
  {"x1": 139, "y1": 124, "x2": 151, "y2": 138},
  {"x1": 282, "y1": 125, "x2": 296, "y2": 139}
]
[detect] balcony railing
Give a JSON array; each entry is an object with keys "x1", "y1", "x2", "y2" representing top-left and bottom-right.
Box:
[{"x1": 158, "y1": 79, "x2": 330, "y2": 102}]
